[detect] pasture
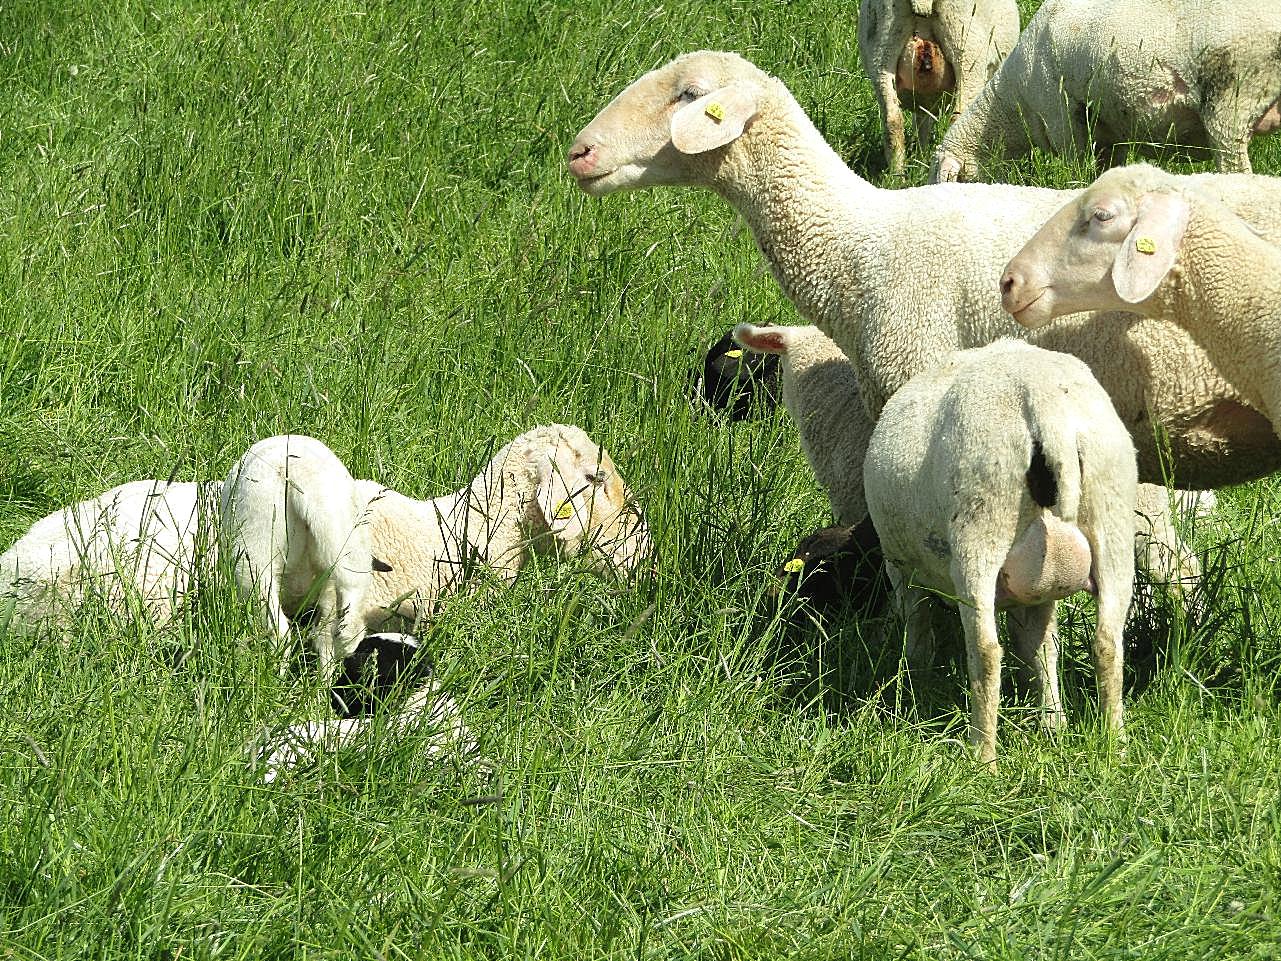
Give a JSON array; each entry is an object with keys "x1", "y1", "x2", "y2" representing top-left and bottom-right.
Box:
[{"x1": 1, "y1": 0, "x2": 1280, "y2": 957}]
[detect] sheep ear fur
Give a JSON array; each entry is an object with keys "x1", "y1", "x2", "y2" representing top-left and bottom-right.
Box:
[
  {"x1": 732, "y1": 322, "x2": 789, "y2": 355},
  {"x1": 1112, "y1": 191, "x2": 1189, "y2": 304},
  {"x1": 671, "y1": 84, "x2": 759, "y2": 154}
]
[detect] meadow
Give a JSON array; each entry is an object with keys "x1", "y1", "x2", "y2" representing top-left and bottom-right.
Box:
[{"x1": 2, "y1": 0, "x2": 1281, "y2": 957}]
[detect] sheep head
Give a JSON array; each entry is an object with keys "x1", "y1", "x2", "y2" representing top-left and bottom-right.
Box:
[
  {"x1": 567, "y1": 51, "x2": 768, "y2": 195},
  {"x1": 1000, "y1": 165, "x2": 1192, "y2": 328}
]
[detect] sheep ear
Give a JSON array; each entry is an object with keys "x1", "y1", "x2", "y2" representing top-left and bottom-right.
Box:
[
  {"x1": 1112, "y1": 192, "x2": 1189, "y2": 304},
  {"x1": 671, "y1": 84, "x2": 759, "y2": 154},
  {"x1": 732, "y1": 322, "x2": 789, "y2": 355}
]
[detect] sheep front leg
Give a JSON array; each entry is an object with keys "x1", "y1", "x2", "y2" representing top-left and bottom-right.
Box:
[
  {"x1": 1202, "y1": 101, "x2": 1252, "y2": 173},
  {"x1": 1007, "y1": 602, "x2": 1065, "y2": 733},
  {"x1": 957, "y1": 594, "x2": 1002, "y2": 767}
]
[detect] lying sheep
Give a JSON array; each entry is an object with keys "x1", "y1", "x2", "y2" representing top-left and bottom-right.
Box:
[
  {"x1": 221, "y1": 435, "x2": 380, "y2": 691},
  {"x1": 330, "y1": 631, "x2": 433, "y2": 718},
  {"x1": 858, "y1": 0, "x2": 1019, "y2": 175},
  {"x1": 0, "y1": 479, "x2": 221, "y2": 632},
  {"x1": 932, "y1": 0, "x2": 1281, "y2": 182},
  {"x1": 773, "y1": 523, "x2": 888, "y2": 614},
  {"x1": 1003, "y1": 164, "x2": 1281, "y2": 443},
  {"x1": 733, "y1": 321, "x2": 1207, "y2": 602},
  {"x1": 569, "y1": 51, "x2": 1281, "y2": 508},
  {"x1": 694, "y1": 329, "x2": 780, "y2": 421},
  {"x1": 865, "y1": 340, "x2": 1136, "y2": 764},
  {"x1": 359, "y1": 424, "x2": 652, "y2": 630}
]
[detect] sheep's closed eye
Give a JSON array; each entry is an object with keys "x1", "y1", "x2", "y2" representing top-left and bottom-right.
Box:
[
  {"x1": 675, "y1": 87, "x2": 701, "y2": 104},
  {"x1": 1091, "y1": 207, "x2": 1115, "y2": 223},
  {"x1": 586, "y1": 469, "x2": 608, "y2": 485}
]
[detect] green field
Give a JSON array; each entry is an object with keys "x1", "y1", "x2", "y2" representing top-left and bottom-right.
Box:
[{"x1": 2, "y1": 0, "x2": 1281, "y2": 957}]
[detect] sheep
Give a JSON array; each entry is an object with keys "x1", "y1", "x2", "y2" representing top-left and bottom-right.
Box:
[
  {"x1": 733, "y1": 320, "x2": 1207, "y2": 606},
  {"x1": 220, "y1": 434, "x2": 379, "y2": 691},
  {"x1": 253, "y1": 680, "x2": 478, "y2": 783},
  {"x1": 1002, "y1": 164, "x2": 1281, "y2": 446},
  {"x1": 568, "y1": 51, "x2": 1281, "y2": 506},
  {"x1": 864, "y1": 340, "x2": 1137, "y2": 765},
  {"x1": 694, "y1": 328, "x2": 780, "y2": 421},
  {"x1": 357, "y1": 424, "x2": 652, "y2": 631},
  {"x1": 932, "y1": 0, "x2": 1281, "y2": 183},
  {"x1": 857, "y1": 0, "x2": 1020, "y2": 176},
  {"x1": 0, "y1": 479, "x2": 221, "y2": 632},
  {"x1": 330, "y1": 632, "x2": 434, "y2": 718}
]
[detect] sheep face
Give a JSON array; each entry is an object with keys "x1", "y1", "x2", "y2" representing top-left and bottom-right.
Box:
[
  {"x1": 1001, "y1": 165, "x2": 1191, "y2": 328},
  {"x1": 529, "y1": 434, "x2": 653, "y2": 579},
  {"x1": 568, "y1": 51, "x2": 765, "y2": 195}
]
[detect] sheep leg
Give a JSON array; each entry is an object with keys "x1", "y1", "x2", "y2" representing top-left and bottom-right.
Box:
[
  {"x1": 957, "y1": 592, "x2": 1002, "y2": 768},
  {"x1": 1090, "y1": 525, "x2": 1134, "y2": 743},
  {"x1": 1007, "y1": 602, "x2": 1065, "y2": 733},
  {"x1": 1202, "y1": 102, "x2": 1252, "y2": 173},
  {"x1": 875, "y1": 70, "x2": 908, "y2": 176}
]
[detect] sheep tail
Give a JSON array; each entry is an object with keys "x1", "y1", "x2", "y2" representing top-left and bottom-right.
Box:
[
  {"x1": 1023, "y1": 402, "x2": 1084, "y2": 526},
  {"x1": 909, "y1": 0, "x2": 935, "y2": 16}
]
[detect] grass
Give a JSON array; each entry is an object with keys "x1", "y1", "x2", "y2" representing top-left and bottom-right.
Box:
[{"x1": 2, "y1": 0, "x2": 1281, "y2": 957}]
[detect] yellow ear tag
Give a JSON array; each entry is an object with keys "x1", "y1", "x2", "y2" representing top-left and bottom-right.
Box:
[
  {"x1": 724, "y1": 348, "x2": 743, "y2": 359},
  {"x1": 704, "y1": 101, "x2": 725, "y2": 122},
  {"x1": 554, "y1": 500, "x2": 575, "y2": 521},
  {"x1": 783, "y1": 558, "x2": 805, "y2": 574},
  {"x1": 1135, "y1": 236, "x2": 1157, "y2": 255}
]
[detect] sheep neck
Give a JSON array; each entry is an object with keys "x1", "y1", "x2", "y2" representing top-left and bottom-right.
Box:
[
  {"x1": 1158, "y1": 208, "x2": 1281, "y2": 422},
  {"x1": 706, "y1": 88, "x2": 885, "y2": 333}
]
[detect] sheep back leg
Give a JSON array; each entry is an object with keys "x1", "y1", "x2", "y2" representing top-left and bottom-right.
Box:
[
  {"x1": 957, "y1": 589, "x2": 1002, "y2": 768},
  {"x1": 1007, "y1": 602, "x2": 1064, "y2": 733},
  {"x1": 1201, "y1": 99, "x2": 1252, "y2": 173},
  {"x1": 874, "y1": 69, "x2": 908, "y2": 176},
  {"x1": 1087, "y1": 524, "x2": 1134, "y2": 742}
]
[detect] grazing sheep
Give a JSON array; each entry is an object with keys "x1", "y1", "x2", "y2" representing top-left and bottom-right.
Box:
[
  {"x1": 0, "y1": 479, "x2": 221, "y2": 632},
  {"x1": 695, "y1": 328, "x2": 780, "y2": 421},
  {"x1": 359, "y1": 424, "x2": 652, "y2": 631},
  {"x1": 865, "y1": 340, "x2": 1136, "y2": 764},
  {"x1": 932, "y1": 0, "x2": 1281, "y2": 182},
  {"x1": 253, "y1": 680, "x2": 478, "y2": 783},
  {"x1": 220, "y1": 435, "x2": 379, "y2": 690},
  {"x1": 1003, "y1": 164, "x2": 1281, "y2": 442},
  {"x1": 569, "y1": 51, "x2": 1281, "y2": 500},
  {"x1": 858, "y1": 0, "x2": 1020, "y2": 175},
  {"x1": 734, "y1": 321, "x2": 1207, "y2": 601},
  {"x1": 331, "y1": 632, "x2": 433, "y2": 718}
]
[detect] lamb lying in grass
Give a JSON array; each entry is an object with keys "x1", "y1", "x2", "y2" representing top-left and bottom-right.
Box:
[{"x1": 864, "y1": 340, "x2": 1136, "y2": 765}]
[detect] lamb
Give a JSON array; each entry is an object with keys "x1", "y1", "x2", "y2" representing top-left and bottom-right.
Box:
[
  {"x1": 694, "y1": 328, "x2": 780, "y2": 421},
  {"x1": 220, "y1": 435, "x2": 379, "y2": 689},
  {"x1": 931, "y1": 0, "x2": 1281, "y2": 183},
  {"x1": 1002, "y1": 164, "x2": 1281, "y2": 443},
  {"x1": 357, "y1": 423, "x2": 652, "y2": 631},
  {"x1": 0, "y1": 479, "x2": 221, "y2": 632},
  {"x1": 857, "y1": 0, "x2": 1019, "y2": 176},
  {"x1": 568, "y1": 51, "x2": 1281, "y2": 505},
  {"x1": 864, "y1": 340, "x2": 1137, "y2": 764},
  {"x1": 331, "y1": 632, "x2": 434, "y2": 718},
  {"x1": 733, "y1": 321, "x2": 1206, "y2": 610}
]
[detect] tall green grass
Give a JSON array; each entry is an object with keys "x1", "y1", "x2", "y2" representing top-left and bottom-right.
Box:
[{"x1": 1, "y1": 0, "x2": 1280, "y2": 957}]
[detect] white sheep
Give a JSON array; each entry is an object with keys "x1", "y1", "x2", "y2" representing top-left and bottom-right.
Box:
[
  {"x1": 864, "y1": 340, "x2": 1136, "y2": 765},
  {"x1": 220, "y1": 434, "x2": 380, "y2": 691},
  {"x1": 733, "y1": 321, "x2": 1206, "y2": 607},
  {"x1": 358, "y1": 424, "x2": 652, "y2": 631},
  {"x1": 0, "y1": 479, "x2": 221, "y2": 632},
  {"x1": 932, "y1": 0, "x2": 1281, "y2": 182},
  {"x1": 568, "y1": 51, "x2": 1281, "y2": 508},
  {"x1": 1002, "y1": 164, "x2": 1281, "y2": 443},
  {"x1": 857, "y1": 0, "x2": 1020, "y2": 176}
]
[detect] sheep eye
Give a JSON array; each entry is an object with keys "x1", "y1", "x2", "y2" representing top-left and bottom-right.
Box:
[
  {"x1": 675, "y1": 87, "x2": 701, "y2": 104},
  {"x1": 1091, "y1": 208, "x2": 1115, "y2": 224},
  {"x1": 586, "y1": 469, "x2": 608, "y2": 484}
]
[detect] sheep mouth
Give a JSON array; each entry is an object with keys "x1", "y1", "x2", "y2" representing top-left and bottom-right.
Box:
[
  {"x1": 573, "y1": 168, "x2": 617, "y2": 193},
  {"x1": 1007, "y1": 288, "x2": 1051, "y2": 327}
]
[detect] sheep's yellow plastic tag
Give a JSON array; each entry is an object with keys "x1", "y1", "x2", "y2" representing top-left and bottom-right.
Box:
[
  {"x1": 783, "y1": 558, "x2": 805, "y2": 574},
  {"x1": 724, "y1": 348, "x2": 743, "y2": 359},
  {"x1": 704, "y1": 101, "x2": 725, "y2": 122},
  {"x1": 1135, "y1": 236, "x2": 1157, "y2": 255},
  {"x1": 554, "y1": 500, "x2": 575, "y2": 521}
]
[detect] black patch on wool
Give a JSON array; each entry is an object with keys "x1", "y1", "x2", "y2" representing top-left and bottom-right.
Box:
[{"x1": 1026, "y1": 439, "x2": 1058, "y2": 509}]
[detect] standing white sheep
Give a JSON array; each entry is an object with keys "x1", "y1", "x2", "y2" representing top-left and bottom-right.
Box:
[
  {"x1": 858, "y1": 0, "x2": 1020, "y2": 176},
  {"x1": 864, "y1": 340, "x2": 1137, "y2": 765},
  {"x1": 568, "y1": 51, "x2": 1281, "y2": 504},
  {"x1": 1002, "y1": 163, "x2": 1281, "y2": 439},
  {"x1": 357, "y1": 424, "x2": 652, "y2": 631},
  {"x1": 220, "y1": 435, "x2": 380, "y2": 690},
  {"x1": 931, "y1": 0, "x2": 1281, "y2": 182},
  {"x1": 0, "y1": 479, "x2": 221, "y2": 632}
]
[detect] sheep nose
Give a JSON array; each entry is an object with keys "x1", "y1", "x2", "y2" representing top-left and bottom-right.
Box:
[
  {"x1": 568, "y1": 141, "x2": 597, "y2": 178},
  {"x1": 999, "y1": 268, "x2": 1023, "y2": 312}
]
